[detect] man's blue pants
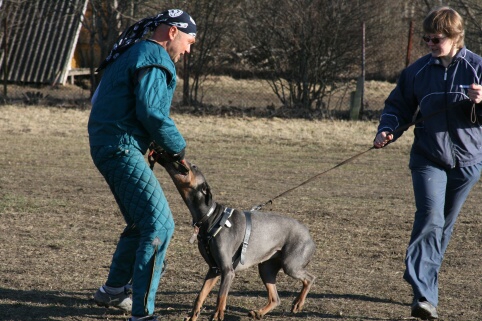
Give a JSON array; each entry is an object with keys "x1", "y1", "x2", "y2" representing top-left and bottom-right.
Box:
[
  {"x1": 405, "y1": 155, "x2": 481, "y2": 307},
  {"x1": 91, "y1": 143, "x2": 174, "y2": 317}
]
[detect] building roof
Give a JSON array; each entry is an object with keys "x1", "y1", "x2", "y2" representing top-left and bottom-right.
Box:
[{"x1": 0, "y1": 0, "x2": 89, "y2": 85}]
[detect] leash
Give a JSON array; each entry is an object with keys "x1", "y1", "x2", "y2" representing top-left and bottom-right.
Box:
[
  {"x1": 251, "y1": 99, "x2": 473, "y2": 211},
  {"x1": 250, "y1": 146, "x2": 375, "y2": 211}
]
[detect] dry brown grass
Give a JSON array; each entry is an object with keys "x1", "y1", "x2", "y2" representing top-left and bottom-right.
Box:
[
  {"x1": 176, "y1": 76, "x2": 396, "y2": 111},
  {"x1": 0, "y1": 105, "x2": 480, "y2": 321},
  {"x1": 3, "y1": 76, "x2": 396, "y2": 114}
]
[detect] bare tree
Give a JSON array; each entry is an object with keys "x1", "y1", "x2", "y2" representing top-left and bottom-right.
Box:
[
  {"x1": 454, "y1": 0, "x2": 482, "y2": 54},
  {"x1": 239, "y1": 0, "x2": 364, "y2": 115},
  {"x1": 71, "y1": 0, "x2": 147, "y2": 95},
  {"x1": 154, "y1": 0, "x2": 238, "y2": 106},
  {"x1": 73, "y1": 0, "x2": 235, "y2": 104},
  {"x1": 183, "y1": 1, "x2": 238, "y2": 106}
]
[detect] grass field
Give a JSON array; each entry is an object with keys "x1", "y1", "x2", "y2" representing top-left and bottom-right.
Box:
[{"x1": 0, "y1": 105, "x2": 480, "y2": 321}]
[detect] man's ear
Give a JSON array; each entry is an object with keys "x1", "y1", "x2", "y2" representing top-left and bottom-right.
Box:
[{"x1": 168, "y1": 25, "x2": 179, "y2": 40}]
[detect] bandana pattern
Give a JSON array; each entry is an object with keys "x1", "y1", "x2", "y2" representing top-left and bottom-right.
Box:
[{"x1": 97, "y1": 9, "x2": 196, "y2": 71}]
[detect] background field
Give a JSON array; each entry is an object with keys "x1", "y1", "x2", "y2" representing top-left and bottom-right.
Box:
[{"x1": 0, "y1": 105, "x2": 480, "y2": 321}]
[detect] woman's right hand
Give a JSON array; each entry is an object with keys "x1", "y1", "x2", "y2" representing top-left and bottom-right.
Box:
[{"x1": 374, "y1": 131, "x2": 393, "y2": 148}]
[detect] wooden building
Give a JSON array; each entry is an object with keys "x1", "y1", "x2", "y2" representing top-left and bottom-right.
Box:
[{"x1": 0, "y1": 0, "x2": 95, "y2": 85}]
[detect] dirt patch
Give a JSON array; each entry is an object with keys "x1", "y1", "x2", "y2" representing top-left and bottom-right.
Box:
[{"x1": 0, "y1": 106, "x2": 480, "y2": 321}]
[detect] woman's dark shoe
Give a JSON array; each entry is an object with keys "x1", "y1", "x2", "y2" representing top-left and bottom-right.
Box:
[{"x1": 411, "y1": 298, "x2": 438, "y2": 320}]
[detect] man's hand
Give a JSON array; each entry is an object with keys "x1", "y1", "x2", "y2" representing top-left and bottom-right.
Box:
[{"x1": 148, "y1": 142, "x2": 189, "y2": 174}]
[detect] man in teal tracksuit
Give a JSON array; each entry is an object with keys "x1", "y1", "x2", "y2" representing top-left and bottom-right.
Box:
[{"x1": 88, "y1": 9, "x2": 196, "y2": 321}]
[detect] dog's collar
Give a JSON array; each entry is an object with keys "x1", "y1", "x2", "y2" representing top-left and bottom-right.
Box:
[{"x1": 193, "y1": 201, "x2": 217, "y2": 227}]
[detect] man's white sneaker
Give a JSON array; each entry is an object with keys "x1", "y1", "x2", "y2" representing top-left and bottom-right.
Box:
[{"x1": 93, "y1": 286, "x2": 132, "y2": 312}]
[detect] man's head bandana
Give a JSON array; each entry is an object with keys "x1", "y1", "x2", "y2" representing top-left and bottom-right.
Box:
[{"x1": 97, "y1": 9, "x2": 196, "y2": 71}]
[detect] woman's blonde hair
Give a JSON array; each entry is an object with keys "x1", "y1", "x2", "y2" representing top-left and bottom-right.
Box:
[{"x1": 423, "y1": 6, "x2": 464, "y2": 48}]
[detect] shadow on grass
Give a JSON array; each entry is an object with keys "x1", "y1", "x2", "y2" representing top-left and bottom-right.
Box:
[
  {"x1": 0, "y1": 287, "x2": 187, "y2": 320},
  {"x1": 226, "y1": 289, "x2": 408, "y2": 306},
  {"x1": 0, "y1": 287, "x2": 407, "y2": 320},
  {"x1": 160, "y1": 289, "x2": 409, "y2": 321},
  {"x1": 0, "y1": 287, "x2": 120, "y2": 320}
]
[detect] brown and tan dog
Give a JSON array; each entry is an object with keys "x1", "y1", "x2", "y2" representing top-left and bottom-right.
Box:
[{"x1": 161, "y1": 158, "x2": 316, "y2": 321}]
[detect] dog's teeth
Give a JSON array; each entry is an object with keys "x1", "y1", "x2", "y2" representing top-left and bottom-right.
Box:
[{"x1": 189, "y1": 234, "x2": 197, "y2": 243}]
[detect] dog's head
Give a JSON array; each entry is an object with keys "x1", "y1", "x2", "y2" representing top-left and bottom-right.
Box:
[{"x1": 162, "y1": 159, "x2": 214, "y2": 220}]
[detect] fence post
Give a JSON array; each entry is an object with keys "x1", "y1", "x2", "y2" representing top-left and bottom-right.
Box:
[
  {"x1": 349, "y1": 76, "x2": 363, "y2": 120},
  {"x1": 2, "y1": 4, "x2": 8, "y2": 100},
  {"x1": 350, "y1": 22, "x2": 365, "y2": 120}
]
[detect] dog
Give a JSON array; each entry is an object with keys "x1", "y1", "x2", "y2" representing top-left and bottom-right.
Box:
[{"x1": 160, "y1": 157, "x2": 316, "y2": 321}]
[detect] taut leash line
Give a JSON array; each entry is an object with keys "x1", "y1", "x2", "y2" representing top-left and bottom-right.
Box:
[
  {"x1": 250, "y1": 99, "x2": 473, "y2": 211},
  {"x1": 250, "y1": 146, "x2": 375, "y2": 211}
]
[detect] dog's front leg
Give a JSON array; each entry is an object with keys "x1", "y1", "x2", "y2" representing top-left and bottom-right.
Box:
[
  {"x1": 211, "y1": 268, "x2": 235, "y2": 321},
  {"x1": 186, "y1": 269, "x2": 220, "y2": 321}
]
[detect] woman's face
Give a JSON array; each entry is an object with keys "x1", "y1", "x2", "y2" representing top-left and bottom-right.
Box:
[{"x1": 423, "y1": 33, "x2": 457, "y2": 60}]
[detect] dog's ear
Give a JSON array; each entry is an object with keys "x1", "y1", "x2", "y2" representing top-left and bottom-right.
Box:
[{"x1": 201, "y1": 182, "x2": 212, "y2": 205}]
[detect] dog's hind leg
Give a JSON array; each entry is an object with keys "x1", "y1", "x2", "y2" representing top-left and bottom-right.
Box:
[
  {"x1": 290, "y1": 270, "x2": 315, "y2": 313},
  {"x1": 282, "y1": 240, "x2": 316, "y2": 313},
  {"x1": 248, "y1": 258, "x2": 282, "y2": 319},
  {"x1": 186, "y1": 269, "x2": 220, "y2": 321}
]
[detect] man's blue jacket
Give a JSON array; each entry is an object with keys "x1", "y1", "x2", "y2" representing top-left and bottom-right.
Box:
[{"x1": 88, "y1": 40, "x2": 186, "y2": 155}]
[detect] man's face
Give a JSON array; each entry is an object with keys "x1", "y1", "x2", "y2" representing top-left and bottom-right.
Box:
[{"x1": 166, "y1": 27, "x2": 196, "y2": 63}]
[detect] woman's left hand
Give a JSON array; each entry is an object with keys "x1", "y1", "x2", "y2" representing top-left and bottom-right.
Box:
[{"x1": 468, "y1": 84, "x2": 482, "y2": 104}]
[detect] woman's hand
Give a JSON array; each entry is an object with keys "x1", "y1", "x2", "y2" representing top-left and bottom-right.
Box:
[
  {"x1": 468, "y1": 84, "x2": 482, "y2": 104},
  {"x1": 374, "y1": 131, "x2": 393, "y2": 149}
]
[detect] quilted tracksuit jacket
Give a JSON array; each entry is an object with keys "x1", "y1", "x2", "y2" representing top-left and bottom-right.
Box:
[
  {"x1": 377, "y1": 47, "x2": 482, "y2": 169},
  {"x1": 88, "y1": 40, "x2": 184, "y2": 317}
]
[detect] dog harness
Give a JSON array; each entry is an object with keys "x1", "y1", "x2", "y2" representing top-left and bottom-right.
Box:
[{"x1": 193, "y1": 205, "x2": 252, "y2": 273}]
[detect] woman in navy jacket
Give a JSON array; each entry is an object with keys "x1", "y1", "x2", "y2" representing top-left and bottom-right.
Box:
[{"x1": 374, "y1": 6, "x2": 482, "y2": 320}]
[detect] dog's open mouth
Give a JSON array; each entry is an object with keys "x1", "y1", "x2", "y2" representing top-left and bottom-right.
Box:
[
  {"x1": 148, "y1": 142, "x2": 190, "y2": 175},
  {"x1": 169, "y1": 159, "x2": 190, "y2": 175}
]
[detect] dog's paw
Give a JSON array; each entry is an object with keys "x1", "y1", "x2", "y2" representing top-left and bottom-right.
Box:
[
  {"x1": 291, "y1": 302, "x2": 304, "y2": 313},
  {"x1": 210, "y1": 312, "x2": 224, "y2": 321},
  {"x1": 248, "y1": 310, "x2": 264, "y2": 319},
  {"x1": 184, "y1": 308, "x2": 202, "y2": 321}
]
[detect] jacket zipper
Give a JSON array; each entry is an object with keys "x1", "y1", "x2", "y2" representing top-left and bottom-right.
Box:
[{"x1": 444, "y1": 66, "x2": 457, "y2": 168}]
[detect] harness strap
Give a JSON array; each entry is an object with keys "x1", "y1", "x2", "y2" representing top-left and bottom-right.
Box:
[
  {"x1": 239, "y1": 211, "x2": 252, "y2": 265},
  {"x1": 197, "y1": 207, "x2": 233, "y2": 276},
  {"x1": 232, "y1": 211, "x2": 253, "y2": 269},
  {"x1": 196, "y1": 208, "x2": 252, "y2": 271},
  {"x1": 199, "y1": 235, "x2": 220, "y2": 275},
  {"x1": 218, "y1": 208, "x2": 233, "y2": 227},
  {"x1": 211, "y1": 207, "x2": 234, "y2": 237}
]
